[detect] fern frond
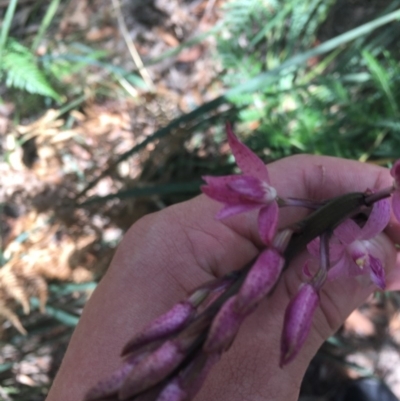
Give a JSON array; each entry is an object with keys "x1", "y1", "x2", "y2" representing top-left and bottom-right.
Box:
[{"x1": 1, "y1": 39, "x2": 61, "y2": 101}]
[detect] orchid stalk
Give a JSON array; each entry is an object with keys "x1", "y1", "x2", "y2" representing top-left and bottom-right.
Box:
[{"x1": 84, "y1": 125, "x2": 400, "y2": 401}]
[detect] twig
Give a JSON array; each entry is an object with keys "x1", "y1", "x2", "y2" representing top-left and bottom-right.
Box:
[{"x1": 111, "y1": 0, "x2": 155, "y2": 92}]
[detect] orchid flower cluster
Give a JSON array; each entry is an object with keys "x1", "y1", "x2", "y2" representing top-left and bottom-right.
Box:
[{"x1": 84, "y1": 124, "x2": 400, "y2": 401}]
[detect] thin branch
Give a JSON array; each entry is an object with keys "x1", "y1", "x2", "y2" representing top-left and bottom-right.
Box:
[{"x1": 111, "y1": 0, "x2": 155, "y2": 92}]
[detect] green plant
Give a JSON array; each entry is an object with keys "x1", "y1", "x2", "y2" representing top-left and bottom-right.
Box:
[
  {"x1": 216, "y1": 0, "x2": 400, "y2": 161},
  {"x1": 76, "y1": 6, "x2": 400, "y2": 204},
  {"x1": 1, "y1": 39, "x2": 61, "y2": 101},
  {"x1": 0, "y1": 0, "x2": 63, "y2": 101}
]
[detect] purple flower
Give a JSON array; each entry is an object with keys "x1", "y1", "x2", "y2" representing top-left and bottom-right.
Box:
[
  {"x1": 280, "y1": 283, "x2": 319, "y2": 366},
  {"x1": 328, "y1": 198, "x2": 390, "y2": 289},
  {"x1": 202, "y1": 123, "x2": 279, "y2": 245},
  {"x1": 307, "y1": 197, "x2": 390, "y2": 289},
  {"x1": 390, "y1": 160, "x2": 400, "y2": 222}
]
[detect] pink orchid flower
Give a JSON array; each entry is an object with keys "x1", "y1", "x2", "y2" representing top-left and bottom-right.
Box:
[
  {"x1": 390, "y1": 160, "x2": 400, "y2": 222},
  {"x1": 308, "y1": 198, "x2": 390, "y2": 289},
  {"x1": 202, "y1": 123, "x2": 279, "y2": 244}
]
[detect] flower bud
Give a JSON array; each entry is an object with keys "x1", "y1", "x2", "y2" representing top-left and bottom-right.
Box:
[
  {"x1": 121, "y1": 301, "x2": 196, "y2": 356},
  {"x1": 280, "y1": 284, "x2": 319, "y2": 367},
  {"x1": 84, "y1": 353, "x2": 145, "y2": 400},
  {"x1": 235, "y1": 249, "x2": 284, "y2": 314},
  {"x1": 156, "y1": 379, "x2": 186, "y2": 401},
  {"x1": 203, "y1": 295, "x2": 245, "y2": 353},
  {"x1": 119, "y1": 340, "x2": 185, "y2": 400}
]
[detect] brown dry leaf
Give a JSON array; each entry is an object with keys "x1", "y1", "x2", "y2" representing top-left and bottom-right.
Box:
[
  {"x1": 0, "y1": 264, "x2": 48, "y2": 334},
  {"x1": 155, "y1": 27, "x2": 180, "y2": 47},
  {"x1": 0, "y1": 299, "x2": 26, "y2": 335},
  {"x1": 86, "y1": 26, "x2": 115, "y2": 42},
  {"x1": 16, "y1": 109, "x2": 64, "y2": 143},
  {"x1": 177, "y1": 45, "x2": 203, "y2": 63}
]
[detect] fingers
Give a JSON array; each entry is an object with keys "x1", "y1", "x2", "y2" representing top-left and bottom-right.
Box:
[{"x1": 197, "y1": 232, "x2": 398, "y2": 401}]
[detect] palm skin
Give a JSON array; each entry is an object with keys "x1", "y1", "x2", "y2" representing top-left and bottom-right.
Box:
[{"x1": 46, "y1": 155, "x2": 400, "y2": 401}]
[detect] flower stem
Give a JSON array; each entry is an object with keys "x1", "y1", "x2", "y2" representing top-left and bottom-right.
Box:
[
  {"x1": 364, "y1": 186, "x2": 393, "y2": 205},
  {"x1": 277, "y1": 197, "x2": 325, "y2": 209}
]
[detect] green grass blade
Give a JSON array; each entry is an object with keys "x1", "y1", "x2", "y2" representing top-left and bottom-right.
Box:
[
  {"x1": 75, "y1": 96, "x2": 226, "y2": 200},
  {"x1": 30, "y1": 297, "x2": 80, "y2": 326},
  {"x1": 31, "y1": 0, "x2": 61, "y2": 52},
  {"x1": 49, "y1": 282, "x2": 97, "y2": 295},
  {"x1": 76, "y1": 8, "x2": 400, "y2": 200},
  {"x1": 227, "y1": 8, "x2": 400, "y2": 98},
  {"x1": 0, "y1": 0, "x2": 19, "y2": 64},
  {"x1": 78, "y1": 181, "x2": 203, "y2": 207},
  {"x1": 362, "y1": 50, "x2": 397, "y2": 114}
]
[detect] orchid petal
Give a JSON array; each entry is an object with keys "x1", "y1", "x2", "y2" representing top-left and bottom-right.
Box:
[
  {"x1": 201, "y1": 176, "x2": 245, "y2": 205},
  {"x1": 228, "y1": 175, "x2": 276, "y2": 202},
  {"x1": 258, "y1": 202, "x2": 279, "y2": 245},
  {"x1": 307, "y1": 238, "x2": 320, "y2": 258},
  {"x1": 392, "y1": 190, "x2": 400, "y2": 223},
  {"x1": 226, "y1": 123, "x2": 269, "y2": 182},
  {"x1": 368, "y1": 254, "x2": 386, "y2": 289},
  {"x1": 280, "y1": 284, "x2": 319, "y2": 366},
  {"x1": 307, "y1": 237, "x2": 344, "y2": 262},
  {"x1": 302, "y1": 261, "x2": 313, "y2": 280},
  {"x1": 359, "y1": 198, "x2": 390, "y2": 240},
  {"x1": 202, "y1": 175, "x2": 238, "y2": 187},
  {"x1": 327, "y1": 253, "x2": 353, "y2": 281},
  {"x1": 334, "y1": 218, "x2": 362, "y2": 244},
  {"x1": 215, "y1": 204, "x2": 260, "y2": 219}
]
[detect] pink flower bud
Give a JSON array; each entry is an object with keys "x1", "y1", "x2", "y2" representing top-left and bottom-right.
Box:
[
  {"x1": 121, "y1": 301, "x2": 196, "y2": 356},
  {"x1": 156, "y1": 379, "x2": 186, "y2": 401},
  {"x1": 203, "y1": 295, "x2": 245, "y2": 353},
  {"x1": 119, "y1": 341, "x2": 185, "y2": 400},
  {"x1": 84, "y1": 353, "x2": 145, "y2": 400},
  {"x1": 235, "y1": 249, "x2": 284, "y2": 314},
  {"x1": 280, "y1": 284, "x2": 319, "y2": 367}
]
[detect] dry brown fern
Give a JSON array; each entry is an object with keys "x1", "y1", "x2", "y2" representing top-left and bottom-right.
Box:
[
  {"x1": 0, "y1": 209, "x2": 101, "y2": 335},
  {"x1": 0, "y1": 264, "x2": 47, "y2": 334}
]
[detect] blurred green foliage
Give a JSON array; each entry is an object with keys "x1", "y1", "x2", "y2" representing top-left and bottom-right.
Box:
[{"x1": 216, "y1": 0, "x2": 400, "y2": 161}]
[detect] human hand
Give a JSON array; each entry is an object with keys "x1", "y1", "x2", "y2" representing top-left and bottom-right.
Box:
[{"x1": 46, "y1": 154, "x2": 400, "y2": 401}]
